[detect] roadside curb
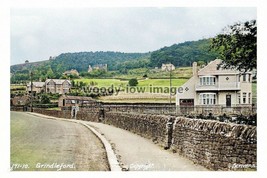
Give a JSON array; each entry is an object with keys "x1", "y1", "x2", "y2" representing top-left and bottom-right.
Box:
[{"x1": 27, "y1": 112, "x2": 122, "y2": 171}]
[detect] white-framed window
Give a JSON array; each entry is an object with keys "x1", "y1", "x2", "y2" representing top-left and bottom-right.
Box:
[
  {"x1": 200, "y1": 76, "x2": 216, "y2": 86},
  {"x1": 199, "y1": 93, "x2": 216, "y2": 105},
  {"x1": 248, "y1": 93, "x2": 251, "y2": 104}
]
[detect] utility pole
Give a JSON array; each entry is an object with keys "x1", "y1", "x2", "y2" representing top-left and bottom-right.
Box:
[
  {"x1": 169, "y1": 67, "x2": 172, "y2": 104},
  {"x1": 30, "y1": 71, "x2": 33, "y2": 112}
]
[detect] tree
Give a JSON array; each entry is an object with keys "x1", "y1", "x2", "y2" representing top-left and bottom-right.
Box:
[
  {"x1": 143, "y1": 74, "x2": 148, "y2": 78},
  {"x1": 210, "y1": 20, "x2": 256, "y2": 72},
  {"x1": 40, "y1": 94, "x2": 50, "y2": 104},
  {"x1": 128, "y1": 78, "x2": 138, "y2": 86},
  {"x1": 71, "y1": 80, "x2": 76, "y2": 87},
  {"x1": 46, "y1": 67, "x2": 55, "y2": 78}
]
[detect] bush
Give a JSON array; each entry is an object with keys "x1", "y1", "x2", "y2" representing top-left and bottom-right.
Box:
[
  {"x1": 40, "y1": 94, "x2": 51, "y2": 104},
  {"x1": 128, "y1": 78, "x2": 138, "y2": 86}
]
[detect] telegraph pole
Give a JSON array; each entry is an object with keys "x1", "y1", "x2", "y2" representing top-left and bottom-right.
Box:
[
  {"x1": 169, "y1": 67, "x2": 172, "y2": 104},
  {"x1": 30, "y1": 71, "x2": 33, "y2": 112}
]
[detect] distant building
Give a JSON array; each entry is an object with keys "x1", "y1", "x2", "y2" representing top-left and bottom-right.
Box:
[
  {"x1": 63, "y1": 69, "x2": 79, "y2": 76},
  {"x1": 88, "y1": 65, "x2": 93, "y2": 72},
  {"x1": 26, "y1": 82, "x2": 45, "y2": 94},
  {"x1": 27, "y1": 79, "x2": 71, "y2": 95},
  {"x1": 45, "y1": 79, "x2": 71, "y2": 94},
  {"x1": 11, "y1": 95, "x2": 30, "y2": 106},
  {"x1": 58, "y1": 95, "x2": 96, "y2": 107},
  {"x1": 161, "y1": 63, "x2": 175, "y2": 71},
  {"x1": 88, "y1": 64, "x2": 108, "y2": 72}
]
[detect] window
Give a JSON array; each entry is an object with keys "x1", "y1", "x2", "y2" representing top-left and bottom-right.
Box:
[
  {"x1": 199, "y1": 93, "x2": 216, "y2": 105},
  {"x1": 243, "y1": 74, "x2": 246, "y2": 82},
  {"x1": 243, "y1": 92, "x2": 247, "y2": 104},
  {"x1": 248, "y1": 74, "x2": 251, "y2": 82},
  {"x1": 237, "y1": 93, "x2": 241, "y2": 104},
  {"x1": 248, "y1": 93, "x2": 251, "y2": 104},
  {"x1": 200, "y1": 76, "x2": 216, "y2": 86}
]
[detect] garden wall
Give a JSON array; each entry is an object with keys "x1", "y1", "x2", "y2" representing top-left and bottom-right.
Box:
[{"x1": 103, "y1": 112, "x2": 257, "y2": 170}]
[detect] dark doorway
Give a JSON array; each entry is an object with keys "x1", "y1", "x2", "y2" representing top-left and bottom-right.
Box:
[
  {"x1": 226, "y1": 94, "x2": 231, "y2": 107},
  {"x1": 179, "y1": 99, "x2": 194, "y2": 114}
]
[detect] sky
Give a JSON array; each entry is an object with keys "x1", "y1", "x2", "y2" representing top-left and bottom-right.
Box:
[{"x1": 10, "y1": 7, "x2": 256, "y2": 65}]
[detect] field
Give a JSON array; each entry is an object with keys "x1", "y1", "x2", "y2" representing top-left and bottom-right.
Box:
[
  {"x1": 112, "y1": 67, "x2": 192, "y2": 79},
  {"x1": 75, "y1": 78, "x2": 187, "y2": 88},
  {"x1": 10, "y1": 84, "x2": 27, "y2": 95},
  {"x1": 74, "y1": 78, "x2": 187, "y2": 103}
]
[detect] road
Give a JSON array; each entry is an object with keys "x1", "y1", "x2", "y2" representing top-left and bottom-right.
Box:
[
  {"x1": 86, "y1": 122, "x2": 208, "y2": 171},
  {"x1": 10, "y1": 111, "x2": 109, "y2": 171}
]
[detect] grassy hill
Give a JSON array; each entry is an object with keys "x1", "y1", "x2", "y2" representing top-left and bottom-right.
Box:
[{"x1": 10, "y1": 38, "x2": 218, "y2": 84}]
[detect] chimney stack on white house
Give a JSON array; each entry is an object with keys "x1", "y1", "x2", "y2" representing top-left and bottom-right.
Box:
[{"x1": 192, "y1": 62, "x2": 198, "y2": 76}]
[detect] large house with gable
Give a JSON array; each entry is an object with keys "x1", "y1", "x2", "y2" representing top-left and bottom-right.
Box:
[
  {"x1": 176, "y1": 59, "x2": 252, "y2": 110},
  {"x1": 45, "y1": 79, "x2": 71, "y2": 94},
  {"x1": 27, "y1": 79, "x2": 71, "y2": 95},
  {"x1": 27, "y1": 82, "x2": 46, "y2": 94}
]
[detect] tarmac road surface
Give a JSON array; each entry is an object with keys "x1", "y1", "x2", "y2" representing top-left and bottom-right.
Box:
[{"x1": 10, "y1": 111, "x2": 109, "y2": 171}]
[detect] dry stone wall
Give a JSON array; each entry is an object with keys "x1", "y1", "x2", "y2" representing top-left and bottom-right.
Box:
[
  {"x1": 103, "y1": 112, "x2": 257, "y2": 171},
  {"x1": 104, "y1": 112, "x2": 174, "y2": 147},
  {"x1": 32, "y1": 107, "x2": 100, "y2": 122},
  {"x1": 172, "y1": 117, "x2": 256, "y2": 170}
]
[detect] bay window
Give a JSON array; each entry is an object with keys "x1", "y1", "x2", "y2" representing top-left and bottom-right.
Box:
[{"x1": 199, "y1": 93, "x2": 216, "y2": 105}]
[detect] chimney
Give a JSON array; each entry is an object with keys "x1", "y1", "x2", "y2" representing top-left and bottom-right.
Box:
[{"x1": 192, "y1": 62, "x2": 198, "y2": 76}]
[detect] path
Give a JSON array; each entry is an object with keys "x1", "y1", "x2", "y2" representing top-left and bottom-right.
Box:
[{"x1": 84, "y1": 121, "x2": 208, "y2": 171}]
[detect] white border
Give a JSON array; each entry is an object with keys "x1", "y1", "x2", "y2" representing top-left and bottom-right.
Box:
[{"x1": 1, "y1": 0, "x2": 266, "y2": 178}]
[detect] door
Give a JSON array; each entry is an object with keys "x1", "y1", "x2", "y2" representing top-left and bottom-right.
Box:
[
  {"x1": 226, "y1": 94, "x2": 231, "y2": 107},
  {"x1": 179, "y1": 99, "x2": 194, "y2": 114}
]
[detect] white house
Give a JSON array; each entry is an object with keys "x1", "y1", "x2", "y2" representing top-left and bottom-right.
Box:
[
  {"x1": 161, "y1": 63, "x2": 175, "y2": 71},
  {"x1": 176, "y1": 59, "x2": 252, "y2": 108}
]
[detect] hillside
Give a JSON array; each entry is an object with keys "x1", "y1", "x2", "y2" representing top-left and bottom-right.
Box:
[
  {"x1": 150, "y1": 39, "x2": 219, "y2": 67},
  {"x1": 10, "y1": 38, "x2": 219, "y2": 83},
  {"x1": 50, "y1": 51, "x2": 150, "y2": 73},
  {"x1": 10, "y1": 60, "x2": 50, "y2": 73}
]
